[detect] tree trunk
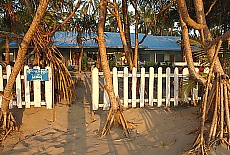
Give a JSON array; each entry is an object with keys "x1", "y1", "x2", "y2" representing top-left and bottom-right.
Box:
[
  {"x1": 98, "y1": 0, "x2": 129, "y2": 137},
  {"x1": 96, "y1": 50, "x2": 101, "y2": 70},
  {"x1": 78, "y1": 45, "x2": 84, "y2": 73},
  {"x1": 122, "y1": 0, "x2": 133, "y2": 66},
  {"x1": 193, "y1": 0, "x2": 224, "y2": 74},
  {"x1": 5, "y1": 37, "x2": 10, "y2": 65},
  {"x1": 133, "y1": 0, "x2": 139, "y2": 68},
  {"x1": 111, "y1": 0, "x2": 134, "y2": 70},
  {"x1": 98, "y1": 0, "x2": 117, "y2": 111},
  {"x1": 1, "y1": 0, "x2": 50, "y2": 129},
  {"x1": 178, "y1": 11, "x2": 206, "y2": 84},
  {"x1": 176, "y1": 0, "x2": 230, "y2": 153}
]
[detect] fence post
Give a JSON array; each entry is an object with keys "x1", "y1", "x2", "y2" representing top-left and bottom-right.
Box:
[
  {"x1": 192, "y1": 68, "x2": 199, "y2": 105},
  {"x1": 157, "y1": 67, "x2": 162, "y2": 107},
  {"x1": 113, "y1": 67, "x2": 118, "y2": 97},
  {"x1": 140, "y1": 68, "x2": 145, "y2": 107},
  {"x1": 92, "y1": 68, "x2": 99, "y2": 110},
  {"x1": 33, "y1": 66, "x2": 41, "y2": 107},
  {"x1": 174, "y1": 67, "x2": 179, "y2": 106},
  {"x1": 6, "y1": 65, "x2": 13, "y2": 108},
  {"x1": 182, "y1": 68, "x2": 189, "y2": 103},
  {"x1": 24, "y1": 66, "x2": 31, "y2": 108},
  {"x1": 45, "y1": 66, "x2": 52, "y2": 109},
  {"x1": 149, "y1": 67, "x2": 154, "y2": 106},
  {"x1": 132, "y1": 67, "x2": 137, "y2": 108},
  {"x1": 16, "y1": 71, "x2": 22, "y2": 108},
  {"x1": 103, "y1": 78, "x2": 110, "y2": 110},
  {"x1": 123, "y1": 67, "x2": 129, "y2": 108},
  {"x1": 0, "y1": 66, "x2": 3, "y2": 107},
  {"x1": 166, "y1": 67, "x2": 171, "y2": 107}
]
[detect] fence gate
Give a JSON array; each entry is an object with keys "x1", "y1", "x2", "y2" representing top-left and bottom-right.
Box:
[
  {"x1": 0, "y1": 65, "x2": 53, "y2": 109},
  {"x1": 92, "y1": 67, "x2": 207, "y2": 110}
]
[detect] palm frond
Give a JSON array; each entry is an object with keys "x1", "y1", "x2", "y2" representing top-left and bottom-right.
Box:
[
  {"x1": 189, "y1": 37, "x2": 209, "y2": 67},
  {"x1": 181, "y1": 76, "x2": 197, "y2": 103}
]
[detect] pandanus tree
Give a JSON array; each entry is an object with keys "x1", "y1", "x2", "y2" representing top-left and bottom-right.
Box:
[
  {"x1": 176, "y1": 0, "x2": 230, "y2": 153},
  {"x1": 98, "y1": 0, "x2": 179, "y2": 136},
  {"x1": 98, "y1": 0, "x2": 130, "y2": 137},
  {"x1": 0, "y1": 0, "x2": 50, "y2": 137},
  {"x1": 0, "y1": 0, "x2": 81, "y2": 138}
]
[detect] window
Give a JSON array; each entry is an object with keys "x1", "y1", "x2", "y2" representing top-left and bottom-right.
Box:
[
  {"x1": 140, "y1": 54, "x2": 150, "y2": 61},
  {"x1": 156, "y1": 54, "x2": 164, "y2": 62}
]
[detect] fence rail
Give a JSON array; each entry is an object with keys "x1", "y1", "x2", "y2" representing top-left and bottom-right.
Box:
[
  {"x1": 0, "y1": 65, "x2": 53, "y2": 109},
  {"x1": 92, "y1": 67, "x2": 208, "y2": 110}
]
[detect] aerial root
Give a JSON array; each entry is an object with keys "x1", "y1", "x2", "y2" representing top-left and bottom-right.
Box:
[
  {"x1": 100, "y1": 108, "x2": 131, "y2": 138},
  {"x1": 188, "y1": 74, "x2": 230, "y2": 155},
  {"x1": 0, "y1": 112, "x2": 19, "y2": 141}
]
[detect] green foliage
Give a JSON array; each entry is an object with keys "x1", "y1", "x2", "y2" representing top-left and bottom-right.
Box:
[
  {"x1": 189, "y1": 36, "x2": 209, "y2": 67},
  {"x1": 82, "y1": 57, "x2": 90, "y2": 71},
  {"x1": 144, "y1": 61, "x2": 157, "y2": 71},
  {"x1": 181, "y1": 77, "x2": 197, "y2": 100},
  {"x1": 109, "y1": 58, "x2": 116, "y2": 70}
]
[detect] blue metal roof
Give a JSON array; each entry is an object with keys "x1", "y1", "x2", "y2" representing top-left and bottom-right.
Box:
[
  {"x1": 8, "y1": 31, "x2": 181, "y2": 51},
  {"x1": 53, "y1": 31, "x2": 181, "y2": 51}
]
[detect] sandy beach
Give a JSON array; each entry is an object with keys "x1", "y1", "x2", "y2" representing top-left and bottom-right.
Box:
[{"x1": 0, "y1": 76, "x2": 229, "y2": 155}]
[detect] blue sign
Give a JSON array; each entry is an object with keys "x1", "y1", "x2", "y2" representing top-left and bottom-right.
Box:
[{"x1": 27, "y1": 69, "x2": 49, "y2": 81}]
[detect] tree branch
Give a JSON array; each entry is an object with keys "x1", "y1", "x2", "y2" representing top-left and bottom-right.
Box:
[
  {"x1": 51, "y1": 0, "x2": 81, "y2": 34},
  {"x1": 207, "y1": 30, "x2": 230, "y2": 49},
  {"x1": 205, "y1": 0, "x2": 217, "y2": 16},
  {"x1": 129, "y1": 0, "x2": 140, "y2": 17},
  {"x1": 176, "y1": 0, "x2": 205, "y2": 30},
  {"x1": 139, "y1": 0, "x2": 175, "y2": 44},
  {"x1": 178, "y1": 9, "x2": 206, "y2": 85},
  {"x1": 106, "y1": 6, "x2": 116, "y2": 16}
]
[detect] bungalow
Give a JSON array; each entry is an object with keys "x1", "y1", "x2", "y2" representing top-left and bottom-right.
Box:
[
  {"x1": 52, "y1": 32, "x2": 182, "y2": 66},
  {"x1": 1, "y1": 32, "x2": 183, "y2": 68}
]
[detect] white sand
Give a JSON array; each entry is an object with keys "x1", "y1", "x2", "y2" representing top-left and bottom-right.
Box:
[{"x1": 0, "y1": 77, "x2": 228, "y2": 155}]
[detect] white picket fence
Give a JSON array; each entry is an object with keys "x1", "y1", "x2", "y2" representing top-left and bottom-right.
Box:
[
  {"x1": 0, "y1": 65, "x2": 53, "y2": 109},
  {"x1": 92, "y1": 67, "x2": 208, "y2": 110}
]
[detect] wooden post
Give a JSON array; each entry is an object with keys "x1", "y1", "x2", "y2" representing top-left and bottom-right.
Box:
[
  {"x1": 103, "y1": 77, "x2": 110, "y2": 110},
  {"x1": 192, "y1": 68, "x2": 199, "y2": 105},
  {"x1": 6, "y1": 65, "x2": 13, "y2": 108},
  {"x1": 166, "y1": 67, "x2": 171, "y2": 107},
  {"x1": 33, "y1": 66, "x2": 41, "y2": 107},
  {"x1": 182, "y1": 68, "x2": 189, "y2": 103},
  {"x1": 24, "y1": 65, "x2": 30, "y2": 108},
  {"x1": 16, "y1": 71, "x2": 22, "y2": 108},
  {"x1": 132, "y1": 67, "x2": 137, "y2": 108},
  {"x1": 140, "y1": 67, "x2": 145, "y2": 107},
  {"x1": 123, "y1": 67, "x2": 129, "y2": 108},
  {"x1": 45, "y1": 66, "x2": 52, "y2": 109},
  {"x1": 113, "y1": 67, "x2": 118, "y2": 97},
  {"x1": 174, "y1": 67, "x2": 179, "y2": 106},
  {"x1": 149, "y1": 67, "x2": 154, "y2": 106},
  {"x1": 92, "y1": 68, "x2": 99, "y2": 110},
  {"x1": 157, "y1": 67, "x2": 162, "y2": 107}
]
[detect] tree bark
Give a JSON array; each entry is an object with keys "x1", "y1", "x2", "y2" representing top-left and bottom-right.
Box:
[
  {"x1": 176, "y1": 0, "x2": 230, "y2": 153},
  {"x1": 133, "y1": 0, "x2": 139, "y2": 68},
  {"x1": 98, "y1": 0, "x2": 118, "y2": 110},
  {"x1": 1, "y1": 0, "x2": 50, "y2": 119},
  {"x1": 193, "y1": 0, "x2": 224, "y2": 74},
  {"x1": 107, "y1": 0, "x2": 134, "y2": 70},
  {"x1": 178, "y1": 10, "x2": 206, "y2": 84},
  {"x1": 122, "y1": 0, "x2": 133, "y2": 65},
  {"x1": 5, "y1": 37, "x2": 10, "y2": 65}
]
